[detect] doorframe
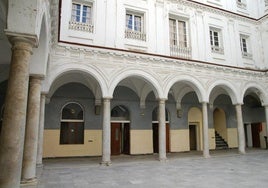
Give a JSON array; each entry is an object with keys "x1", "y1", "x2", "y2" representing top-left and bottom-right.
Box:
[
  {"x1": 110, "y1": 120, "x2": 131, "y2": 155},
  {"x1": 152, "y1": 120, "x2": 170, "y2": 153},
  {"x1": 188, "y1": 122, "x2": 201, "y2": 151}
]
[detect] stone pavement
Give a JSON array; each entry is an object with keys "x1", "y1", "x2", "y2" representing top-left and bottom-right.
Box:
[{"x1": 22, "y1": 149, "x2": 268, "y2": 188}]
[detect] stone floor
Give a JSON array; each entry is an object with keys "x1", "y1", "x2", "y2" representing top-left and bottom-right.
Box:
[{"x1": 23, "y1": 149, "x2": 268, "y2": 188}]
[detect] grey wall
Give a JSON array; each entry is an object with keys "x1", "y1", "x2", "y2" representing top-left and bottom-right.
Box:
[{"x1": 44, "y1": 84, "x2": 266, "y2": 132}]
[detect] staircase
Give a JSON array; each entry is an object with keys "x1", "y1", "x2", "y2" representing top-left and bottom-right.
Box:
[{"x1": 215, "y1": 131, "x2": 229, "y2": 150}]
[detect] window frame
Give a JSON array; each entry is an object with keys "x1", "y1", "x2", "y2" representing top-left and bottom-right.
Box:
[
  {"x1": 209, "y1": 27, "x2": 224, "y2": 54},
  {"x1": 240, "y1": 34, "x2": 252, "y2": 59},
  {"x1": 169, "y1": 18, "x2": 188, "y2": 48},
  {"x1": 125, "y1": 10, "x2": 146, "y2": 41},
  {"x1": 60, "y1": 102, "x2": 85, "y2": 145},
  {"x1": 71, "y1": 1, "x2": 92, "y2": 24}
]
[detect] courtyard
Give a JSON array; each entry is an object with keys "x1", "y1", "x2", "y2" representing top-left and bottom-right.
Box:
[{"x1": 23, "y1": 149, "x2": 268, "y2": 188}]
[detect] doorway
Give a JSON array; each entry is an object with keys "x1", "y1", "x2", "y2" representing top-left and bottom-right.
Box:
[
  {"x1": 251, "y1": 123, "x2": 261, "y2": 148},
  {"x1": 189, "y1": 124, "x2": 197, "y2": 150},
  {"x1": 152, "y1": 123, "x2": 170, "y2": 153},
  {"x1": 111, "y1": 123, "x2": 130, "y2": 155}
]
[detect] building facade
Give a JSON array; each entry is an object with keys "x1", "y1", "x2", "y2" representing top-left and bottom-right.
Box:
[{"x1": 0, "y1": 0, "x2": 268, "y2": 187}]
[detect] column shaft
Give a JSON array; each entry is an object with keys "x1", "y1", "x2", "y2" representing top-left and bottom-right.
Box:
[
  {"x1": 202, "y1": 102, "x2": 210, "y2": 158},
  {"x1": 158, "y1": 99, "x2": 167, "y2": 161},
  {"x1": 0, "y1": 38, "x2": 33, "y2": 188},
  {"x1": 235, "y1": 104, "x2": 246, "y2": 154},
  {"x1": 37, "y1": 94, "x2": 46, "y2": 166},
  {"x1": 101, "y1": 98, "x2": 111, "y2": 165},
  {"x1": 21, "y1": 77, "x2": 42, "y2": 183}
]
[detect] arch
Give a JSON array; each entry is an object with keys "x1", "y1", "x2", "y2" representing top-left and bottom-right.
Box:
[
  {"x1": 30, "y1": 0, "x2": 50, "y2": 77},
  {"x1": 163, "y1": 74, "x2": 207, "y2": 103},
  {"x1": 44, "y1": 65, "x2": 107, "y2": 99},
  {"x1": 208, "y1": 80, "x2": 240, "y2": 104},
  {"x1": 108, "y1": 68, "x2": 163, "y2": 99},
  {"x1": 111, "y1": 105, "x2": 130, "y2": 121},
  {"x1": 61, "y1": 102, "x2": 84, "y2": 121},
  {"x1": 241, "y1": 82, "x2": 268, "y2": 105}
]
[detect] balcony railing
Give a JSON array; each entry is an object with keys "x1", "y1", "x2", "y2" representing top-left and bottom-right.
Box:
[
  {"x1": 170, "y1": 45, "x2": 192, "y2": 59},
  {"x1": 69, "y1": 21, "x2": 94, "y2": 33},
  {"x1": 211, "y1": 46, "x2": 224, "y2": 54},
  {"x1": 242, "y1": 51, "x2": 252, "y2": 59},
  {"x1": 125, "y1": 29, "x2": 146, "y2": 41}
]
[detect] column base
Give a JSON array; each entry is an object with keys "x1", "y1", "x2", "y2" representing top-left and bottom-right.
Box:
[
  {"x1": 238, "y1": 150, "x2": 246, "y2": 155},
  {"x1": 159, "y1": 157, "x2": 168, "y2": 162},
  {"x1": 37, "y1": 163, "x2": 43, "y2": 168},
  {"x1": 100, "y1": 161, "x2": 112, "y2": 166},
  {"x1": 20, "y1": 177, "x2": 38, "y2": 186},
  {"x1": 203, "y1": 154, "x2": 211, "y2": 159}
]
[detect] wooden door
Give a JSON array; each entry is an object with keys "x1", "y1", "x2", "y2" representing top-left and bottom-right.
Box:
[
  {"x1": 153, "y1": 124, "x2": 159, "y2": 153},
  {"x1": 111, "y1": 123, "x2": 121, "y2": 155},
  {"x1": 251, "y1": 123, "x2": 261, "y2": 148},
  {"x1": 166, "y1": 124, "x2": 170, "y2": 153},
  {"x1": 123, "y1": 123, "x2": 130, "y2": 154},
  {"x1": 189, "y1": 125, "x2": 197, "y2": 150},
  {"x1": 153, "y1": 123, "x2": 170, "y2": 153}
]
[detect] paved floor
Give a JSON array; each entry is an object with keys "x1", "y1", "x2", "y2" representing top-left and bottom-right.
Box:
[{"x1": 23, "y1": 149, "x2": 268, "y2": 188}]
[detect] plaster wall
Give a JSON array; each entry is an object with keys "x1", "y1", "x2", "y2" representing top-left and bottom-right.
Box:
[
  {"x1": 227, "y1": 128, "x2": 239, "y2": 148},
  {"x1": 130, "y1": 130, "x2": 153, "y2": 154},
  {"x1": 43, "y1": 130, "x2": 102, "y2": 157},
  {"x1": 170, "y1": 129, "x2": 189, "y2": 152}
]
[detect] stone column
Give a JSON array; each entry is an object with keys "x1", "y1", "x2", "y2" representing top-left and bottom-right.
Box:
[
  {"x1": 101, "y1": 98, "x2": 111, "y2": 165},
  {"x1": 235, "y1": 104, "x2": 246, "y2": 154},
  {"x1": 202, "y1": 102, "x2": 210, "y2": 158},
  {"x1": 21, "y1": 77, "x2": 42, "y2": 184},
  {"x1": 158, "y1": 99, "x2": 167, "y2": 161},
  {"x1": 36, "y1": 94, "x2": 46, "y2": 167},
  {"x1": 0, "y1": 37, "x2": 33, "y2": 188}
]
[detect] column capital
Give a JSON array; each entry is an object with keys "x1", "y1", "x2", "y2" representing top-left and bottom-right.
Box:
[
  {"x1": 157, "y1": 98, "x2": 167, "y2": 103},
  {"x1": 5, "y1": 30, "x2": 38, "y2": 47}
]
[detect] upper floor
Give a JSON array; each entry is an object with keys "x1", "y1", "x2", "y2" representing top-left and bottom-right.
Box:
[{"x1": 57, "y1": 0, "x2": 268, "y2": 69}]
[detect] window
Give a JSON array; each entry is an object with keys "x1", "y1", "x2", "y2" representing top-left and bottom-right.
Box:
[
  {"x1": 60, "y1": 103, "x2": 84, "y2": 144},
  {"x1": 69, "y1": 1, "x2": 93, "y2": 32},
  {"x1": 209, "y1": 27, "x2": 224, "y2": 54},
  {"x1": 169, "y1": 18, "x2": 191, "y2": 59},
  {"x1": 237, "y1": 0, "x2": 247, "y2": 9},
  {"x1": 240, "y1": 34, "x2": 252, "y2": 59},
  {"x1": 265, "y1": 0, "x2": 268, "y2": 7},
  {"x1": 125, "y1": 11, "x2": 146, "y2": 41}
]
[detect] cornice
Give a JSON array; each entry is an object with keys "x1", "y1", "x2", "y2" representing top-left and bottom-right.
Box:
[{"x1": 170, "y1": 0, "x2": 258, "y2": 24}]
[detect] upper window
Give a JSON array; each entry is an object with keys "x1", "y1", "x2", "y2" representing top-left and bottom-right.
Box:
[
  {"x1": 240, "y1": 34, "x2": 252, "y2": 59},
  {"x1": 265, "y1": 0, "x2": 268, "y2": 7},
  {"x1": 237, "y1": 0, "x2": 247, "y2": 9},
  {"x1": 69, "y1": 1, "x2": 93, "y2": 33},
  {"x1": 60, "y1": 103, "x2": 84, "y2": 145},
  {"x1": 169, "y1": 18, "x2": 191, "y2": 59},
  {"x1": 125, "y1": 11, "x2": 146, "y2": 41},
  {"x1": 209, "y1": 27, "x2": 224, "y2": 54}
]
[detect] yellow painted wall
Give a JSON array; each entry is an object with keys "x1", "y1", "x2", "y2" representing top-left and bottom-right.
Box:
[
  {"x1": 214, "y1": 109, "x2": 227, "y2": 142},
  {"x1": 209, "y1": 128, "x2": 216, "y2": 150},
  {"x1": 43, "y1": 130, "x2": 102, "y2": 158},
  {"x1": 188, "y1": 107, "x2": 203, "y2": 151},
  {"x1": 227, "y1": 128, "x2": 238, "y2": 148},
  {"x1": 260, "y1": 123, "x2": 267, "y2": 149},
  {"x1": 130, "y1": 130, "x2": 153, "y2": 154},
  {"x1": 170, "y1": 129, "x2": 189, "y2": 152}
]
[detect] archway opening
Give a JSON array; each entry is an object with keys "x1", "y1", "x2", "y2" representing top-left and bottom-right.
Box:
[
  {"x1": 213, "y1": 108, "x2": 228, "y2": 149},
  {"x1": 188, "y1": 107, "x2": 202, "y2": 151},
  {"x1": 60, "y1": 102, "x2": 84, "y2": 145}
]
